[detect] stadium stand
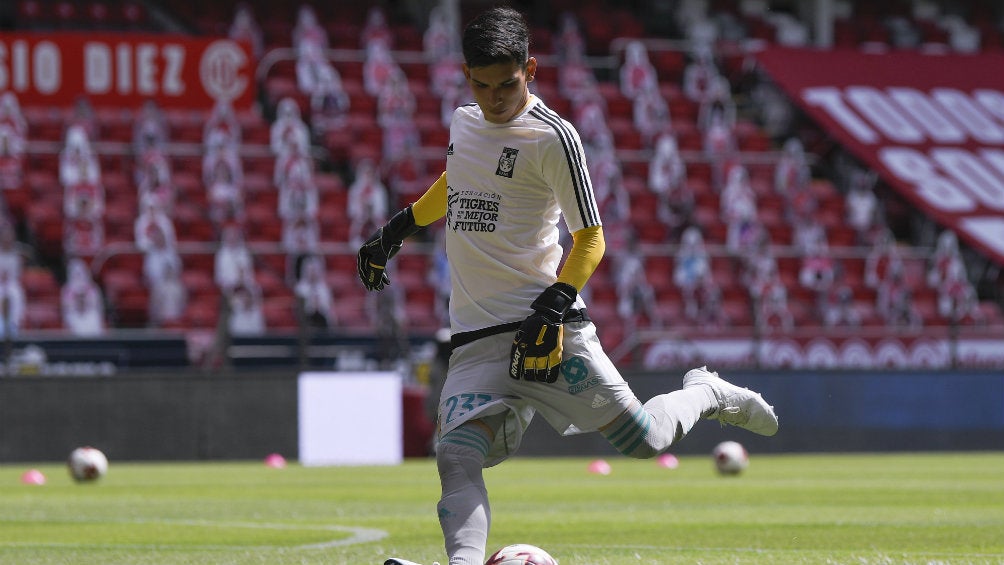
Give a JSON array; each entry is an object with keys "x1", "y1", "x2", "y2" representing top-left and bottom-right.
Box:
[{"x1": 4, "y1": 0, "x2": 1003, "y2": 366}]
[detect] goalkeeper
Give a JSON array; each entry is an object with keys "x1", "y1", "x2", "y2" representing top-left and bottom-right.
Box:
[{"x1": 359, "y1": 7, "x2": 778, "y2": 565}]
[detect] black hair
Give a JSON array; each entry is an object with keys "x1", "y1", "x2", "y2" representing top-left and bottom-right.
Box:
[{"x1": 462, "y1": 6, "x2": 530, "y2": 68}]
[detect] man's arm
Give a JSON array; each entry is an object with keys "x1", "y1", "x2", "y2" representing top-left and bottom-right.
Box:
[
  {"x1": 510, "y1": 225, "x2": 605, "y2": 383},
  {"x1": 357, "y1": 172, "x2": 447, "y2": 291},
  {"x1": 412, "y1": 171, "x2": 447, "y2": 226},
  {"x1": 556, "y1": 225, "x2": 605, "y2": 291}
]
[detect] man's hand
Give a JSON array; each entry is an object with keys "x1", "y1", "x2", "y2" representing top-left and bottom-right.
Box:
[
  {"x1": 356, "y1": 206, "x2": 421, "y2": 291},
  {"x1": 356, "y1": 227, "x2": 401, "y2": 291},
  {"x1": 510, "y1": 283, "x2": 577, "y2": 383}
]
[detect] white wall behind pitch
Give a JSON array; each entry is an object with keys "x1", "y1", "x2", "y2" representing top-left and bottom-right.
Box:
[{"x1": 298, "y1": 371, "x2": 402, "y2": 466}]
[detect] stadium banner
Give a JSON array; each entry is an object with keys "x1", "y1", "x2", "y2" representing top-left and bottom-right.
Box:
[
  {"x1": 755, "y1": 47, "x2": 1004, "y2": 264},
  {"x1": 642, "y1": 334, "x2": 1004, "y2": 369},
  {"x1": 0, "y1": 32, "x2": 255, "y2": 109}
]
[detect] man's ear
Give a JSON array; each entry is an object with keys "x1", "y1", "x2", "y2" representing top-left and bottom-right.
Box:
[{"x1": 525, "y1": 57, "x2": 537, "y2": 81}]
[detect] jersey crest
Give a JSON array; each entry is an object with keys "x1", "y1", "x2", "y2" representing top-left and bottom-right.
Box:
[{"x1": 495, "y1": 147, "x2": 519, "y2": 178}]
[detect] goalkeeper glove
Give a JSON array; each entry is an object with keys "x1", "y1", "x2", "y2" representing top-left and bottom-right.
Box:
[
  {"x1": 509, "y1": 282, "x2": 577, "y2": 383},
  {"x1": 357, "y1": 206, "x2": 421, "y2": 291}
]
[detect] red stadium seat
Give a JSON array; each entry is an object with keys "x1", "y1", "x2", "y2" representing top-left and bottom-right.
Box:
[
  {"x1": 25, "y1": 302, "x2": 62, "y2": 330},
  {"x1": 183, "y1": 293, "x2": 221, "y2": 326},
  {"x1": 17, "y1": 0, "x2": 45, "y2": 23},
  {"x1": 21, "y1": 267, "x2": 60, "y2": 302},
  {"x1": 120, "y1": 1, "x2": 147, "y2": 26},
  {"x1": 263, "y1": 297, "x2": 298, "y2": 330}
]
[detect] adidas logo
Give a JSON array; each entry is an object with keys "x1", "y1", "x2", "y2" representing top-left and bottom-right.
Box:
[{"x1": 591, "y1": 393, "x2": 610, "y2": 408}]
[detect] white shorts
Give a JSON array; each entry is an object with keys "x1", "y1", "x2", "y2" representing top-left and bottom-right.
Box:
[{"x1": 438, "y1": 320, "x2": 639, "y2": 467}]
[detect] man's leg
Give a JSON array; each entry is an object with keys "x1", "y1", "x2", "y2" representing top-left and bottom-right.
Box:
[
  {"x1": 601, "y1": 383, "x2": 715, "y2": 458},
  {"x1": 601, "y1": 366, "x2": 777, "y2": 458},
  {"x1": 436, "y1": 413, "x2": 506, "y2": 565}
]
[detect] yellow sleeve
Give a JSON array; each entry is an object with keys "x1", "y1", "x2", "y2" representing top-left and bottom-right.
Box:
[
  {"x1": 411, "y1": 171, "x2": 447, "y2": 226},
  {"x1": 557, "y1": 225, "x2": 605, "y2": 292}
]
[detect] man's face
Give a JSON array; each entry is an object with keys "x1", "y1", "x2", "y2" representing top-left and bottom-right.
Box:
[{"x1": 463, "y1": 57, "x2": 536, "y2": 124}]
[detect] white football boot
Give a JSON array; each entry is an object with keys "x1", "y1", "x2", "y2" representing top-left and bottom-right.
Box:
[
  {"x1": 682, "y1": 366, "x2": 778, "y2": 436},
  {"x1": 384, "y1": 559, "x2": 439, "y2": 565}
]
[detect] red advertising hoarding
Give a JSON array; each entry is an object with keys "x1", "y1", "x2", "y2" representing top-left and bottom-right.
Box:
[
  {"x1": 0, "y1": 33, "x2": 255, "y2": 109},
  {"x1": 755, "y1": 47, "x2": 1004, "y2": 264}
]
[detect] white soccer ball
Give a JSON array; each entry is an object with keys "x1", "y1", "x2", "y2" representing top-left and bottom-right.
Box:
[
  {"x1": 485, "y1": 543, "x2": 559, "y2": 565},
  {"x1": 712, "y1": 440, "x2": 749, "y2": 475},
  {"x1": 68, "y1": 446, "x2": 108, "y2": 482}
]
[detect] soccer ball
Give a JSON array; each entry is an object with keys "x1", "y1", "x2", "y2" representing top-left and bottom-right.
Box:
[
  {"x1": 68, "y1": 446, "x2": 108, "y2": 482},
  {"x1": 712, "y1": 440, "x2": 749, "y2": 475},
  {"x1": 485, "y1": 543, "x2": 559, "y2": 565}
]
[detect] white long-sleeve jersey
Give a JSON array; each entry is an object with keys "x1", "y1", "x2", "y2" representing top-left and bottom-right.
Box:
[{"x1": 444, "y1": 96, "x2": 601, "y2": 334}]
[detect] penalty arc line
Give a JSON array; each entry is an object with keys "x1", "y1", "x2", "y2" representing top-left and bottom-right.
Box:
[{"x1": 157, "y1": 520, "x2": 390, "y2": 550}]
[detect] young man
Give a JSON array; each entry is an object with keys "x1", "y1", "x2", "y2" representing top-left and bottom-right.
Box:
[{"x1": 358, "y1": 8, "x2": 778, "y2": 565}]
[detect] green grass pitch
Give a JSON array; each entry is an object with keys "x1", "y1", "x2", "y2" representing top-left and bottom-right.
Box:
[{"x1": 2, "y1": 453, "x2": 1003, "y2": 564}]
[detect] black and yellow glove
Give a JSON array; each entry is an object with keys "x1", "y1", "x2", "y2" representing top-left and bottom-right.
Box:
[
  {"x1": 357, "y1": 206, "x2": 421, "y2": 291},
  {"x1": 509, "y1": 282, "x2": 577, "y2": 383}
]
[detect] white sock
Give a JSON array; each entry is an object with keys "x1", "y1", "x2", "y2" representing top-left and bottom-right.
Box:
[
  {"x1": 437, "y1": 426, "x2": 492, "y2": 565},
  {"x1": 603, "y1": 387, "x2": 716, "y2": 458},
  {"x1": 644, "y1": 385, "x2": 717, "y2": 443}
]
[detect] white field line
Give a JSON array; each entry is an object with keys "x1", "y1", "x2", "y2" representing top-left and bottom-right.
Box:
[
  {"x1": 0, "y1": 517, "x2": 388, "y2": 550},
  {"x1": 567, "y1": 543, "x2": 1004, "y2": 562}
]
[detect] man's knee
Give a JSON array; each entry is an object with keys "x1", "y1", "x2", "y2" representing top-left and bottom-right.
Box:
[
  {"x1": 437, "y1": 418, "x2": 499, "y2": 481},
  {"x1": 437, "y1": 436, "x2": 484, "y2": 472},
  {"x1": 601, "y1": 404, "x2": 682, "y2": 459},
  {"x1": 621, "y1": 442, "x2": 659, "y2": 460},
  {"x1": 437, "y1": 433, "x2": 491, "y2": 505}
]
